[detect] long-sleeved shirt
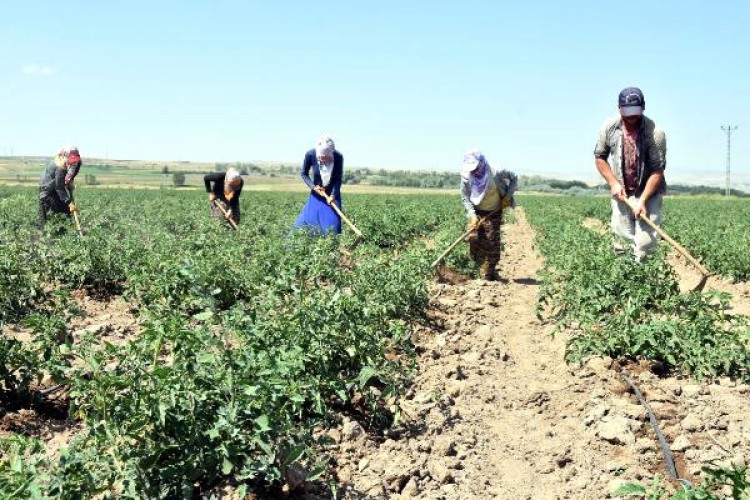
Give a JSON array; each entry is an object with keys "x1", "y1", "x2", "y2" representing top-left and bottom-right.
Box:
[
  {"x1": 300, "y1": 149, "x2": 344, "y2": 201},
  {"x1": 594, "y1": 115, "x2": 666, "y2": 196},
  {"x1": 39, "y1": 161, "x2": 79, "y2": 204},
  {"x1": 460, "y1": 168, "x2": 518, "y2": 218},
  {"x1": 204, "y1": 172, "x2": 243, "y2": 210}
]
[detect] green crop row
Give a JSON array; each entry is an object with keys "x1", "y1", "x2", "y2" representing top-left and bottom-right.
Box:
[
  {"x1": 574, "y1": 194, "x2": 750, "y2": 283},
  {"x1": 0, "y1": 186, "x2": 472, "y2": 498},
  {"x1": 521, "y1": 195, "x2": 750, "y2": 381}
]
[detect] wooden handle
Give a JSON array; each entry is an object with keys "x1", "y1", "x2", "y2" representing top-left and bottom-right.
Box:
[
  {"x1": 619, "y1": 196, "x2": 709, "y2": 275},
  {"x1": 66, "y1": 187, "x2": 83, "y2": 237},
  {"x1": 431, "y1": 208, "x2": 502, "y2": 268},
  {"x1": 327, "y1": 198, "x2": 363, "y2": 238},
  {"x1": 72, "y1": 210, "x2": 83, "y2": 236},
  {"x1": 213, "y1": 200, "x2": 239, "y2": 230}
]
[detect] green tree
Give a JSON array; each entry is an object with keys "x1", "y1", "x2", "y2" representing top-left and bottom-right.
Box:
[{"x1": 172, "y1": 172, "x2": 186, "y2": 187}]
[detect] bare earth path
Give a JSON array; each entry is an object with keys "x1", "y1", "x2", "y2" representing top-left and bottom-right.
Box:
[{"x1": 321, "y1": 208, "x2": 750, "y2": 500}]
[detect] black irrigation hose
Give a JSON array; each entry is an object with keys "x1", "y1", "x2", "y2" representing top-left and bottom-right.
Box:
[
  {"x1": 620, "y1": 373, "x2": 684, "y2": 483},
  {"x1": 38, "y1": 383, "x2": 67, "y2": 396}
]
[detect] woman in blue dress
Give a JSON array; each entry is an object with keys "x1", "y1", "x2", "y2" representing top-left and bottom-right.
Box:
[{"x1": 292, "y1": 135, "x2": 344, "y2": 235}]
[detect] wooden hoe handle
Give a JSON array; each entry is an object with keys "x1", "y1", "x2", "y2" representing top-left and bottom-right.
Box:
[
  {"x1": 326, "y1": 196, "x2": 363, "y2": 238},
  {"x1": 619, "y1": 196, "x2": 709, "y2": 276},
  {"x1": 213, "y1": 200, "x2": 239, "y2": 231},
  {"x1": 65, "y1": 187, "x2": 84, "y2": 237},
  {"x1": 431, "y1": 208, "x2": 502, "y2": 269}
]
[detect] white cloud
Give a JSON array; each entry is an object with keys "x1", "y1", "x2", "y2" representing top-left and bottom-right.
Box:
[{"x1": 22, "y1": 64, "x2": 56, "y2": 77}]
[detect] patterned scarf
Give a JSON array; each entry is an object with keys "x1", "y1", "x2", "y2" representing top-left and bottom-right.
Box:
[
  {"x1": 461, "y1": 150, "x2": 491, "y2": 205},
  {"x1": 622, "y1": 124, "x2": 639, "y2": 192}
]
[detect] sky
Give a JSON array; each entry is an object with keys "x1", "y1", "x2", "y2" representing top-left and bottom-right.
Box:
[{"x1": 1, "y1": 0, "x2": 748, "y2": 185}]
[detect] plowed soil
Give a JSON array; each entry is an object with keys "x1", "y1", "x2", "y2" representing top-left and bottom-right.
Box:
[
  {"x1": 315, "y1": 209, "x2": 750, "y2": 499},
  {"x1": 4, "y1": 211, "x2": 749, "y2": 499}
]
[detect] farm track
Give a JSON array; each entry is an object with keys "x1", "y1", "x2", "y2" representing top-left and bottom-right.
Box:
[{"x1": 314, "y1": 209, "x2": 750, "y2": 500}]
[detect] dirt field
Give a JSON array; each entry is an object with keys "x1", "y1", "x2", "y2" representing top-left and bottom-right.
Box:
[
  {"x1": 3, "y1": 209, "x2": 749, "y2": 499},
  {"x1": 315, "y1": 209, "x2": 750, "y2": 499}
]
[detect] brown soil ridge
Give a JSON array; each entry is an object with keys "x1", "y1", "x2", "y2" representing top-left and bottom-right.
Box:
[{"x1": 320, "y1": 208, "x2": 750, "y2": 500}]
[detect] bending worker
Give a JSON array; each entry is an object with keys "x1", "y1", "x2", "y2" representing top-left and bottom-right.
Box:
[
  {"x1": 38, "y1": 146, "x2": 82, "y2": 228},
  {"x1": 292, "y1": 135, "x2": 344, "y2": 235},
  {"x1": 204, "y1": 168, "x2": 243, "y2": 226},
  {"x1": 460, "y1": 150, "x2": 518, "y2": 281}
]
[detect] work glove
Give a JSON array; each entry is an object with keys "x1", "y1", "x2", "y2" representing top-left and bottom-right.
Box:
[
  {"x1": 208, "y1": 193, "x2": 217, "y2": 202},
  {"x1": 69, "y1": 203, "x2": 77, "y2": 213}
]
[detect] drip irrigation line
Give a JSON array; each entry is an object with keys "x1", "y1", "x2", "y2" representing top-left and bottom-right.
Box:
[
  {"x1": 620, "y1": 372, "x2": 687, "y2": 485},
  {"x1": 39, "y1": 383, "x2": 67, "y2": 396}
]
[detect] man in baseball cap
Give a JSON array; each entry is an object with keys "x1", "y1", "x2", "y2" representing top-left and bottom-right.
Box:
[{"x1": 594, "y1": 87, "x2": 667, "y2": 261}]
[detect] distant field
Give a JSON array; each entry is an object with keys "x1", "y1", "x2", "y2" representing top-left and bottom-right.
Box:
[
  {"x1": 0, "y1": 156, "x2": 456, "y2": 195},
  {"x1": 0, "y1": 157, "x2": 295, "y2": 188}
]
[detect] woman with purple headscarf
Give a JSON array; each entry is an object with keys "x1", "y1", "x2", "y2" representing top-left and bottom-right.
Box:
[
  {"x1": 459, "y1": 150, "x2": 518, "y2": 280},
  {"x1": 292, "y1": 135, "x2": 344, "y2": 235}
]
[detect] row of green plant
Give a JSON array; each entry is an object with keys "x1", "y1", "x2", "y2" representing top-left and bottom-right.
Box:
[
  {"x1": 523, "y1": 195, "x2": 750, "y2": 381},
  {"x1": 661, "y1": 198, "x2": 750, "y2": 282},
  {"x1": 522, "y1": 195, "x2": 750, "y2": 497},
  {"x1": 616, "y1": 463, "x2": 749, "y2": 499},
  {"x1": 573, "y1": 195, "x2": 750, "y2": 283},
  {"x1": 0, "y1": 186, "x2": 473, "y2": 498}
]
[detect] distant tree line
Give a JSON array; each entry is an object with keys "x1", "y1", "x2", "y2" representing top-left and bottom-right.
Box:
[
  {"x1": 214, "y1": 162, "x2": 265, "y2": 176},
  {"x1": 84, "y1": 158, "x2": 750, "y2": 195},
  {"x1": 668, "y1": 184, "x2": 749, "y2": 197}
]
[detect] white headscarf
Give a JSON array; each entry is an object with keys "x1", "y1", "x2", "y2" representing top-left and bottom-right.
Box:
[
  {"x1": 461, "y1": 150, "x2": 491, "y2": 205},
  {"x1": 225, "y1": 168, "x2": 241, "y2": 184},
  {"x1": 224, "y1": 168, "x2": 242, "y2": 199},
  {"x1": 315, "y1": 135, "x2": 335, "y2": 187}
]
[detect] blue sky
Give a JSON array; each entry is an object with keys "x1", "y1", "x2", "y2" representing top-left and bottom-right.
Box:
[{"x1": 2, "y1": 0, "x2": 748, "y2": 184}]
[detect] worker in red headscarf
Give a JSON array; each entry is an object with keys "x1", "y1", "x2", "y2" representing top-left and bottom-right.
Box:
[{"x1": 38, "y1": 146, "x2": 82, "y2": 227}]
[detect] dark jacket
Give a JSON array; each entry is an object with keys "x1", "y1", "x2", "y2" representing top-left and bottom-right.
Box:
[
  {"x1": 204, "y1": 172, "x2": 243, "y2": 211},
  {"x1": 300, "y1": 149, "x2": 343, "y2": 201},
  {"x1": 39, "y1": 161, "x2": 79, "y2": 204}
]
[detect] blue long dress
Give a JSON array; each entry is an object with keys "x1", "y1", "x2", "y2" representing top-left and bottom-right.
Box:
[{"x1": 292, "y1": 149, "x2": 344, "y2": 235}]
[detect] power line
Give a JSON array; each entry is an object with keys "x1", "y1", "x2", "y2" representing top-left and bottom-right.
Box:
[{"x1": 721, "y1": 125, "x2": 738, "y2": 198}]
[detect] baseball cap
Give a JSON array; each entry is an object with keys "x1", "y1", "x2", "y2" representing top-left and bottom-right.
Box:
[{"x1": 618, "y1": 87, "x2": 645, "y2": 116}]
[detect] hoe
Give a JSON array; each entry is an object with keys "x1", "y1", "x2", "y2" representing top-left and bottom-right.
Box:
[
  {"x1": 322, "y1": 192, "x2": 364, "y2": 248},
  {"x1": 213, "y1": 199, "x2": 239, "y2": 231},
  {"x1": 431, "y1": 207, "x2": 502, "y2": 269},
  {"x1": 66, "y1": 187, "x2": 84, "y2": 237},
  {"x1": 619, "y1": 195, "x2": 710, "y2": 292}
]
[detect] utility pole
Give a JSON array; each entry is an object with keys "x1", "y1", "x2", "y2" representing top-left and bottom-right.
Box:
[{"x1": 721, "y1": 125, "x2": 738, "y2": 198}]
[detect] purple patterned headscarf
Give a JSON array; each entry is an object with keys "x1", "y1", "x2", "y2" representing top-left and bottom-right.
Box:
[{"x1": 461, "y1": 150, "x2": 490, "y2": 205}]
